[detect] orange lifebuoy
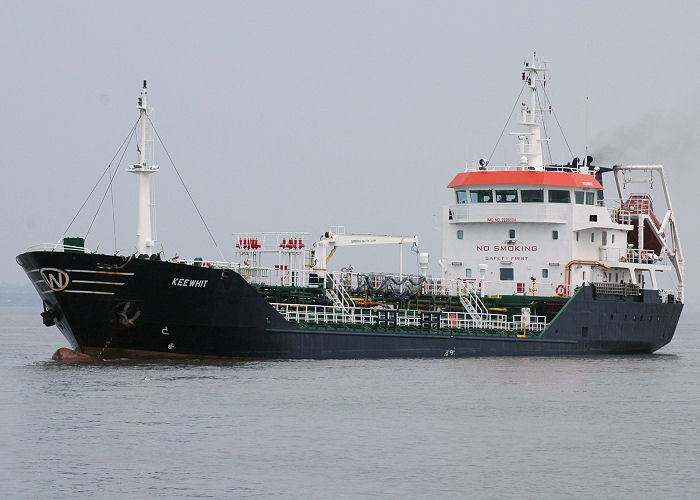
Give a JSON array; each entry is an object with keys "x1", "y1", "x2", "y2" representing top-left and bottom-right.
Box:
[{"x1": 555, "y1": 284, "x2": 566, "y2": 297}]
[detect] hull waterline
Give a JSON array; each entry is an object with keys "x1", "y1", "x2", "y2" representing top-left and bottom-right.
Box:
[{"x1": 18, "y1": 251, "x2": 682, "y2": 360}]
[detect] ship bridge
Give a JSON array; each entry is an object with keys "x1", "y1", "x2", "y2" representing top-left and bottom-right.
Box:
[
  {"x1": 439, "y1": 52, "x2": 683, "y2": 301},
  {"x1": 440, "y1": 163, "x2": 627, "y2": 296},
  {"x1": 440, "y1": 163, "x2": 682, "y2": 299}
]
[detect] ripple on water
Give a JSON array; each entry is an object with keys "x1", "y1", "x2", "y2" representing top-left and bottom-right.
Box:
[{"x1": 1, "y1": 307, "x2": 699, "y2": 499}]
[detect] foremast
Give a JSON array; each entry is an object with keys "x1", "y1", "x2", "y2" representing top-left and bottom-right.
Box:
[{"x1": 127, "y1": 80, "x2": 159, "y2": 255}]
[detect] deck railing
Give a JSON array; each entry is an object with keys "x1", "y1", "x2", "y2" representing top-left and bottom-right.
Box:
[
  {"x1": 597, "y1": 247, "x2": 665, "y2": 265},
  {"x1": 271, "y1": 303, "x2": 548, "y2": 334},
  {"x1": 592, "y1": 282, "x2": 641, "y2": 296},
  {"x1": 174, "y1": 259, "x2": 241, "y2": 270},
  {"x1": 25, "y1": 242, "x2": 92, "y2": 253}
]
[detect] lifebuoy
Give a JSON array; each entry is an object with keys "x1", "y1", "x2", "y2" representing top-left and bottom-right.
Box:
[{"x1": 555, "y1": 284, "x2": 566, "y2": 297}]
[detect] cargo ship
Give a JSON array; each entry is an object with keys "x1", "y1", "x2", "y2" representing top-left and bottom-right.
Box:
[{"x1": 17, "y1": 53, "x2": 685, "y2": 359}]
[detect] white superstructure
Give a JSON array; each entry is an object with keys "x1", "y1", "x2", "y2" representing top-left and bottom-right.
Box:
[{"x1": 440, "y1": 53, "x2": 684, "y2": 302}]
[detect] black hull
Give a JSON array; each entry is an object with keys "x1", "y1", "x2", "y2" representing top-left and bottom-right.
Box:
[{"x1": 17, "y1": 251, "x2": 683, "y2": 359}]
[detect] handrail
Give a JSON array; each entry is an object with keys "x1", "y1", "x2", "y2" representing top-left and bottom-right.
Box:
[
  {"x1": 271, "y1": 302, "x2": 548, "y2": 334},
  {"x1": 25, "y1": 242, "x2": 94, "y2": 253},
  {"x1": 327, "y1": 272, "x2": 355, "y2": 311},
  {"x1": 457, "y1": 279, "x2": 487, "y2": 324},
  {"x1": 173, "y1": 259, "x2": 241, "y2": 270},
  {"x1": 592, "y1": 282, "x2": 641, "y2": 296},
  {"x1": 462, "y1": 165, "x2": 597, "y2": 174}
]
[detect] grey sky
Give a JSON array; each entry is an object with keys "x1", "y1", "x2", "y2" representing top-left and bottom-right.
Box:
[{"x1": 2, "y1": 1, "x2": 698, "y2": 306}]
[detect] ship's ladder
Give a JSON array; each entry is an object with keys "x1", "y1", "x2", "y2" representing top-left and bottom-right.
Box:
[
  {"x1": 457, "y1": 280, "x2": 487, "y2": 327},
  {"x1": 326, "y1": 272, "x2": 355, "y2": 316}
]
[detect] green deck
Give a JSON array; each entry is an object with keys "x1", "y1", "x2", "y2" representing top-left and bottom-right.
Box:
[{"x1": 254, "y1": 284, "x2": 570, "y2": 338}]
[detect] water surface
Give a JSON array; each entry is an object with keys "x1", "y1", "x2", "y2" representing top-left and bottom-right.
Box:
[{"x1": 1, "y1": 307, "x2": 698, "y2": 499}]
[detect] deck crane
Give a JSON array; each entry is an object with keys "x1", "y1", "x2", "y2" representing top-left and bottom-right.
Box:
[{"x1": 312, "y1": 229, "x2": 429, "y2": 280}]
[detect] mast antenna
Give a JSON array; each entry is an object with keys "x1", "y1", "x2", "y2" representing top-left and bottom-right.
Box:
[
  {"x1": 508, "y1": 50, "x2": 549, "y2": 170},
  {"x1": 584, "y1": 48, "x2": 590, "y2": 165}
]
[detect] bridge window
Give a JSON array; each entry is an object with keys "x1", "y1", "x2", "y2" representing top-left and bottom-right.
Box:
[
  {"x1": 586, "y1": 192, "x2": 596, "y2": 205},
  {"x1": 469, "y1": 189, "x2": 493, "y2": 203},
  {"x1": 500, "y1": 268, "x2": 514, "y2": 280},
  {"x1": 591, "y1": 232, "x2": 595, "y2": 242},
  {"x1": 496, "y1": 189, "x2": 518, "y2": 203},
  {"x1": 456, "y1": 190, "x2": 467, "y2": 204},
  {"x1": 508, "y1": 229, "x2": 516, "y2": 239},
  {"x1": 466, "y1": 268, "x2": 472, "y2": 278},
  {"x1": 552, "y1": 230, "x2": 558, "y2": 240},
  {"x1": 457, "y1": 230, "x2": 463, "y2": 240},
  {"x1": 521, "y1": 189, "x2": 544, "y2": 203},
  {"x1": 576, "y1": 231, "x2": 579, "y2": 241},
  {"x1": 542, "y1": 269, "x2": 549, "y2": 278},
  {"x1": 548, "y1": 189, "x2": 571, "y2": 203},
  {"x1": 612, "y1": 234, "x2": 616, "y2": 244},
  {"x1": 575, "y1": 191, "x2": 585, "y2": 204}
]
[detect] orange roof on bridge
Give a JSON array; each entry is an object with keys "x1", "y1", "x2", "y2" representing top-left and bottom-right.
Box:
[{"x1": 447, "y1": 171, "x2": 603, "y2": 189}]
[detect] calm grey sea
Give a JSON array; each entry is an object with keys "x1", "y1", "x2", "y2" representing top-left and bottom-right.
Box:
[{"x1": 0, "y1": 306, "x2": 698, "y2": 499}]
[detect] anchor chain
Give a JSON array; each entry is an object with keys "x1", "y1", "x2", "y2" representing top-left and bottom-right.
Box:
[{"x1": 96, "y1": 336, "x2": 114, "y2": 360}]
